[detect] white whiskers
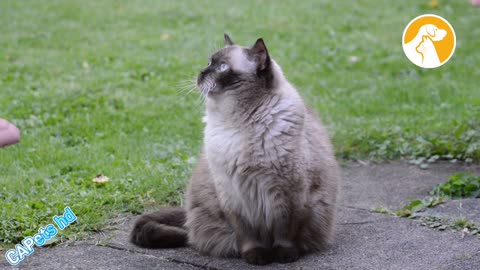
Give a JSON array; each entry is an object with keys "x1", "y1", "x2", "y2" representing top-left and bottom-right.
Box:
[
  {"x1": 175, "y1": 77, "x2": 198, "y2": 97},
  {"x1": 198, "y1": 77, "x2": 216, "y2": 104}
]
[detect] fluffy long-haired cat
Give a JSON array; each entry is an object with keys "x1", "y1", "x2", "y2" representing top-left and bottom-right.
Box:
[{"x1": 130, "y1": 34, "x2": 340, "y2": 265}]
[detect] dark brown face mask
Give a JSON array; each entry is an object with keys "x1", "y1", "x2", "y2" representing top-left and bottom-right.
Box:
[{"x1": 196, "y1": 34, "x2": 274, "y2": 97}]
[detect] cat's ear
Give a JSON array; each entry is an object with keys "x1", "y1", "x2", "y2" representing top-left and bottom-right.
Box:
[
  {"x1": 224, "y1": 33, "x2": 235, "y2": 46},
  {"x1": 251, "y1": 38, "x2": 270, "y2": 71}
]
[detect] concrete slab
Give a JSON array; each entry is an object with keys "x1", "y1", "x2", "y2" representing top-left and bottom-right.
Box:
[
  {"x1": 339, "y1": 161, "x2": 480, "y2": 210},
  {"x1": 98, "y1": 207, "x2": 480, "y2": 270}
]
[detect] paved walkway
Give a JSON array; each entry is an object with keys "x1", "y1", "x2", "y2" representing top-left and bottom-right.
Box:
[{"x1": 2, "y1": 161, "x2": 480, "y2": 270}]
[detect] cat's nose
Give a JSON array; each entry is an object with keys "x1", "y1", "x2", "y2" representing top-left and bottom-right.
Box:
[
  {"x1": 197, "y1": 73, "x2": 205, "y2": 86},
  {"x1": 198, "y1": 69, "x2": 209, "y2": 82}
]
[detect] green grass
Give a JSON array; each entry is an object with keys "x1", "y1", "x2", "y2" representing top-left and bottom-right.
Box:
[
  {"x1": 1, "y1": 0, "x2": 479, "y2": 247},
  {"x1": 431, "y1": 172, "x2": 480, "y2": 198}
]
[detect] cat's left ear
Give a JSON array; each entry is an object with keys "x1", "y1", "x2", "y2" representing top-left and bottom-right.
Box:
[
  {"x1": 224, "y1": 33, "x2": 235, "y2": 46},
  {"x1": 251, "y1": 38, "x2": 270, "y2": 71}
]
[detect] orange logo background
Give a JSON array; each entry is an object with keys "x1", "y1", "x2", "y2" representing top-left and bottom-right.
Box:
[{"x1": 403, "y1": 15, "x2": 455, "y2": 63}]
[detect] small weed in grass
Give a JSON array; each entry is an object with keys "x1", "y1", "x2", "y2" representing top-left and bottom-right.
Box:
[
  {"x1": 394, "y1": 196, "x2": 447, "y2": 217},
  {"x1": 430, "y1": 173, "x2": 480, "y2": 198},
  {"x1": 419, "y1": 216, "x2": 480, "y2": 235},
  {"x1": 374, "y1": 172, "x2": 480, "y2": 218}
]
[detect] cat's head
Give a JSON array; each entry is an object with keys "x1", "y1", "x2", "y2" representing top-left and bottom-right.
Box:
[
  {"x1": 196, "y1": 34, "x2": 274, "y2": 97},
  {"x1": 416, "y1": 35, "x2": 434, "y2": 54}
]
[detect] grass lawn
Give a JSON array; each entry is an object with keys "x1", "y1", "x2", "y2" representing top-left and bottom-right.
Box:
[{"x1": 1, "y1": 0, "x2": 479, "y2": 248}]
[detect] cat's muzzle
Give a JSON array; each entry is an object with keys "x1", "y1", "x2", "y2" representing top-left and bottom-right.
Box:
[{"x1": 197, "y1": 75, "x2": 216, "y2": 95}]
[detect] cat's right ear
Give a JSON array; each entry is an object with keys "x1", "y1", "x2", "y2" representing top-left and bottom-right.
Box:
[
  {"x1": 224, "y1": 33, "x2": 235, "y2": 47},
  {"x1": 250, "y1": 38, "x2": 270, "y2": 71}
]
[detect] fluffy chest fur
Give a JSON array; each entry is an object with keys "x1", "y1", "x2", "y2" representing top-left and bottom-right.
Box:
[{"x1": 204, "y1": 91, "x2": 306, "y2": 227}]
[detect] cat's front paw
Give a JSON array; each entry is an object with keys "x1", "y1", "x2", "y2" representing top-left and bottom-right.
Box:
[
  {"x1": 273, "y1": 246, "x2": 300, "y2": 264},
  {"x1": 242, "y1": 247, "x2": 274, "y2": 265}
]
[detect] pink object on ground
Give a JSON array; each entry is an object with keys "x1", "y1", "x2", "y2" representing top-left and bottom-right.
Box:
[
  {"x1": 473, "y1": 0, "x2": 480, "y2": 6},
  {"x1": 0, "y1": 119, "x2": 20, "y2": 147}
]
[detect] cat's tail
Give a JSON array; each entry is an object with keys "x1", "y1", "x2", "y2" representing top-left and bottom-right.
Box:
[{"x1": 130, "y1": 207, "x2": 188, "y2": 248}]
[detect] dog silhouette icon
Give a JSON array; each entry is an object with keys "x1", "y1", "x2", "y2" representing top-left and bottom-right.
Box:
[{"x1": 402, "y1": 15, "x2": 456, "y2": 68}]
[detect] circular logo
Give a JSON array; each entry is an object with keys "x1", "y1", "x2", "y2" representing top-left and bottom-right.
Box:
[{"x1": 402, "y1": 14, "x2": 456, "y2": 68}]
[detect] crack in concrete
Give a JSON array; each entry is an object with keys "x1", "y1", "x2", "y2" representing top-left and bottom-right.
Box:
[
  {"x1": 338, "y1": 204, "x2": 371, "y2": 211},
  {"x1": 338, "y1": 221, "x2": 377, "y2": 225},
  {"x1": 169, "y1": 258, "x2": 223, "y2": 270},
  {"x1": 96, "y1": 243, "x2": 223, "y2": 270}
]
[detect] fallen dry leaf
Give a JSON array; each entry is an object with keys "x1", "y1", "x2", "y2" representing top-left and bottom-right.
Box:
[
  {"x1": 349, "y1": 56, "x2": 359, "y2": 64},
  {"x1": 93, "y1": 174, "x2": 109, "y2": 183},
  {"x1": 161, "y1": 33, "x2": 170, "y2": 41}
]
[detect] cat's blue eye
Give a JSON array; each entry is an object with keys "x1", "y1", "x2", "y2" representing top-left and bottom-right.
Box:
[{"x1": 217, "y1": 63, "x2": 229, "y2": 72}]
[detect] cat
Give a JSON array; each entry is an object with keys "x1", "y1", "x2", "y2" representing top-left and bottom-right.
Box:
[
  {"x1": 415, "y1": 35, "x2": 441, "y2": 68},
  {"x1": 130, "y1": 34, "x2": 340, "y2": 265}
]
